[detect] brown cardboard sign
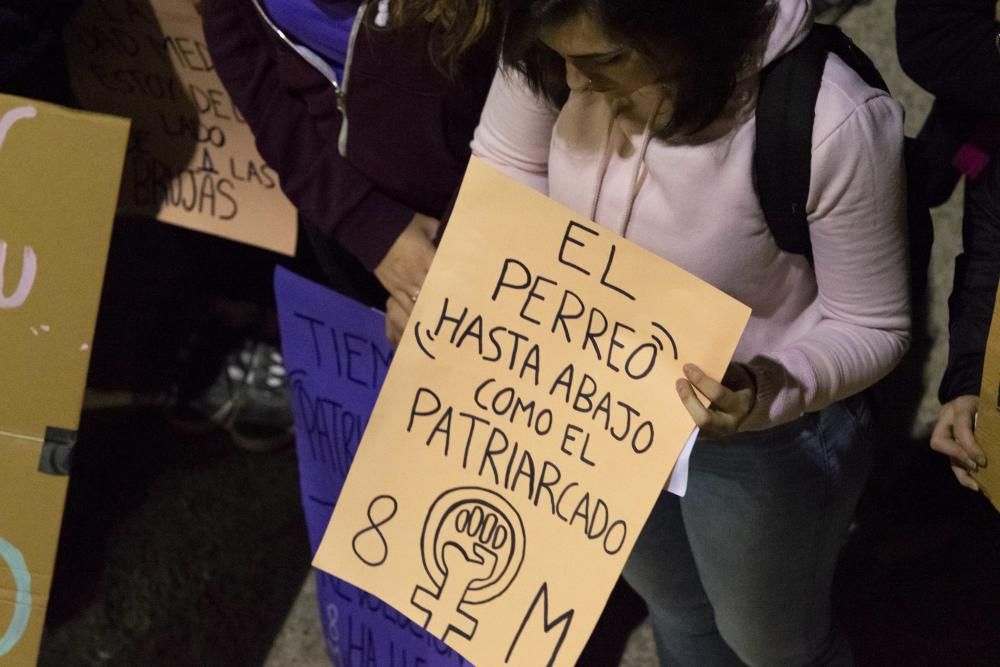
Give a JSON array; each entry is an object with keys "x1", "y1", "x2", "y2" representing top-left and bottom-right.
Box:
[
  {"x1": 64, "y1": 0, "x2": 297, "y2": 255},
  {"x1": 973, "y1": 282, "x2": 1000, "y2": 512},
  {"x1": 0, "y1": 94, "x2": 128, "y2": 663},
  {"x1": 0, "y1": 434, "x2": 72, "y2": 664},
  {"x1": 312, "y1": 158, "x2": 751, "y2": 667}
]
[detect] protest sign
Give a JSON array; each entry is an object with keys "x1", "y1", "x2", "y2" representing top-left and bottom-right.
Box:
[
  {"x1": 64, "y1": 0, "x2": 297, "y2": 255},
  {"x1": 973, "y1": 284, "x2": 1000, "y2": 512},
  {"x1": 0, "y1": 94, "x2": 128, "y2": 664},
  {"x1": 275, "y1": 267, "x2": 469, "y2": 666},
  {"x1": 312, "y1": 158, "x2": 751, "y2": 667}
]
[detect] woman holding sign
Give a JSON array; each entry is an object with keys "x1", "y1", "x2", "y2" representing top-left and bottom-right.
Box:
[{"x1": 459, "y1": 0, "x2": 911, "y2": 663}]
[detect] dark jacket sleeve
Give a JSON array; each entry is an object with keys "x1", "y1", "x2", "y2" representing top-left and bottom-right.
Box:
[
  {"x1": 897, "y1": 0, "x2": 1000, "y2": 114},
  {"x1": 939, "y1": 165, "x2": 1000, "y2": 402},
  {"x1": 201, "y1": 0, "x2": 413, "y2": 272}
]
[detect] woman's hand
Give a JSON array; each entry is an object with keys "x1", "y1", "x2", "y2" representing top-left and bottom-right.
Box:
[
  {"x1": 931, "y1": 394, "x2": 987, "y2": 492},
  {"x1": 375, "y1": 213, "x2": 440, "y2": 346},
  {"x1": 676, "y1": 362, "x2": 757, "y2": 438},
  {"x1": 385, "y1": 294, "x2": 409, "y2": 347}
]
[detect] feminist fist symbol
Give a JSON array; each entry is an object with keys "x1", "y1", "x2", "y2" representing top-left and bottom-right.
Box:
[{"x1": 411, "y1": 487, "x2": 526, "y2": 641}]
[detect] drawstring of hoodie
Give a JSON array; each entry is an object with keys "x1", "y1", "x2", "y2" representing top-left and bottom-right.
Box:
[
  {"x1": 588, "y1": 87, "x2": 669, "y2": 238},
  {"x1": 588, "y1": 100, "x2": 623, "y2": 223},
  {"x1": 375, "y1": 0, "x2": 390, "y2": 26}
]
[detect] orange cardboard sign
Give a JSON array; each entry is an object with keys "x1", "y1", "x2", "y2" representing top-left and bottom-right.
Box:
[
  {"x1": 64, "y1": 0, "x2": 297, "y2": 255},
  {"x1": 312, "y1": 158, "x2": 751, "y2": 666}
]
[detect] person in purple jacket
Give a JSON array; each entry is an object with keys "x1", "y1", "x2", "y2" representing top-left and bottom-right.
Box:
[{"x1": 203, "y1": 0, "x2": 498, "y2": 343}]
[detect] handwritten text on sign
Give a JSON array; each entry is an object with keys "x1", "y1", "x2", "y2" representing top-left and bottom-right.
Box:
[
  {"x1": 0, "y1": 103, "x2": 37, "y2": 659},
  {"x1": 0, "y1": 107, "x2": 40, "y2": 311},
  {"x1": 64, "y1": 0, "x2": 297, "y2": 255},
  {"x1": 313, "y1": 158, "x2": 750, "y2": 667},
  {"x1": 275, "y1": 268, "x2": 470, "y2": 666}
]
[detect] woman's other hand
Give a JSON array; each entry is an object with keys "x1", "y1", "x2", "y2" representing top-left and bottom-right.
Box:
[
  {"x1": 676, "y1": 362, "x2": 757, "y2": 438},
  {"x1": 385, "y1": 294, "x2": 409, "y2": 347},
  {"x1": 375, "y1": 213, "x2": 439, "y2": 346}
]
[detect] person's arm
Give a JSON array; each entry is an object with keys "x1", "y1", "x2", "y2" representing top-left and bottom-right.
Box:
[
  {"x1": 739, "y1": 94, "x2": 912, "y2": 431},
  {"x1": 471, "y1": 68, "x2": 557, "y2": 193},
  {"x1": 385, "y1": 68, "x2": 557, "y2": 344},
  {"x1": 202, "y1": 0, "x2": 415, "y2": 273},
  {"x1": 931, "y1": 164, "x2": 1000, "y2": 490},
  {"x1": 897, "y1": 0, "x2": 1000, "y2": 114},
  {"x1": 940, "y1": 176, "x2": 1000, "y2": 403}
]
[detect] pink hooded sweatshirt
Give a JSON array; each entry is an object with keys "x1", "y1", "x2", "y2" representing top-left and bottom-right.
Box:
[{"x1": 472, "y1": 0, "x2": 911, "y2": 431}]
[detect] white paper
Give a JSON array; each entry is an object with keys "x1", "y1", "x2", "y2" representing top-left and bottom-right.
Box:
[{"x1": 667, "y1": 427, "x2": 698, "y2": 497}]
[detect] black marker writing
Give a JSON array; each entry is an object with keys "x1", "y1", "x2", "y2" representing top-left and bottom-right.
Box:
[{"x1": 352, "y1": 495, "x2": 399, "y2": 567}]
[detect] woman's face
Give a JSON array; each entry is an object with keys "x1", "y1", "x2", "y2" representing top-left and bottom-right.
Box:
[{"x1": 539, "y1": 12, "x2": 659, "y2": 97}]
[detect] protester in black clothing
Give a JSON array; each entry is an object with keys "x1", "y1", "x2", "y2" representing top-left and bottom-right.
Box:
[{"x1": 898, "y1": 0, "x2": 1000, "y2": 491}]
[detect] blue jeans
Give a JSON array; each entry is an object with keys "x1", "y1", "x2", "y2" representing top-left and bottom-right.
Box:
[{"x1": 623, "y1": 395, "x2": 873, "y2": 667}]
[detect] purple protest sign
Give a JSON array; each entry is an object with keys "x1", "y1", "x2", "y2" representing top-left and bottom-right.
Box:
[{"x1": 274, "y1": 267, "x2": 471, "y2": 667}]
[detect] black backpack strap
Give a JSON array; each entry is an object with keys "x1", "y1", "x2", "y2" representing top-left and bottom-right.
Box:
[
  {"x1": 755, "y1": 24, "x2": 888, "y2": 262},
  {"x1": 820, "y1": 24, "x2": 889, "y2": 93},
  {"x1": 755, "y1": 28, "x2": 827, "y2": 261}
]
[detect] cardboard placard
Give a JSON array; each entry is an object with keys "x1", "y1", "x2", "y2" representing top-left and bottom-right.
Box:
[
  {"x1": 312, "y1": 158, "x2": 751, "y2": 667},
  {"x1": 64, "y1": 0, "x2": 297, "y2": 255},
  {"x1": 0, "y1": 94, "x2": 128, "y2": 664},
  {"x1": 275, "y1": 268, "x2": 470, "y2": 665},
  {"x1": 974, "y1": 282, "x2": 1000, "y2": 512}
]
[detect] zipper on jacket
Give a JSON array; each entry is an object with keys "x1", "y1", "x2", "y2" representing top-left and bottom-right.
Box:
[
  {"x1": 250, "y1": 0, "x2": 368, "y2": 157},
  {"x1": 337, "y1": 2, "x2": 368, "y2": 157}
]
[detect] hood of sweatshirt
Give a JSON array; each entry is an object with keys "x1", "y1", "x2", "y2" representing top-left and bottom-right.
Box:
[{"x1": 761, "y1": 0, "x2": 813, "y2": 71}]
